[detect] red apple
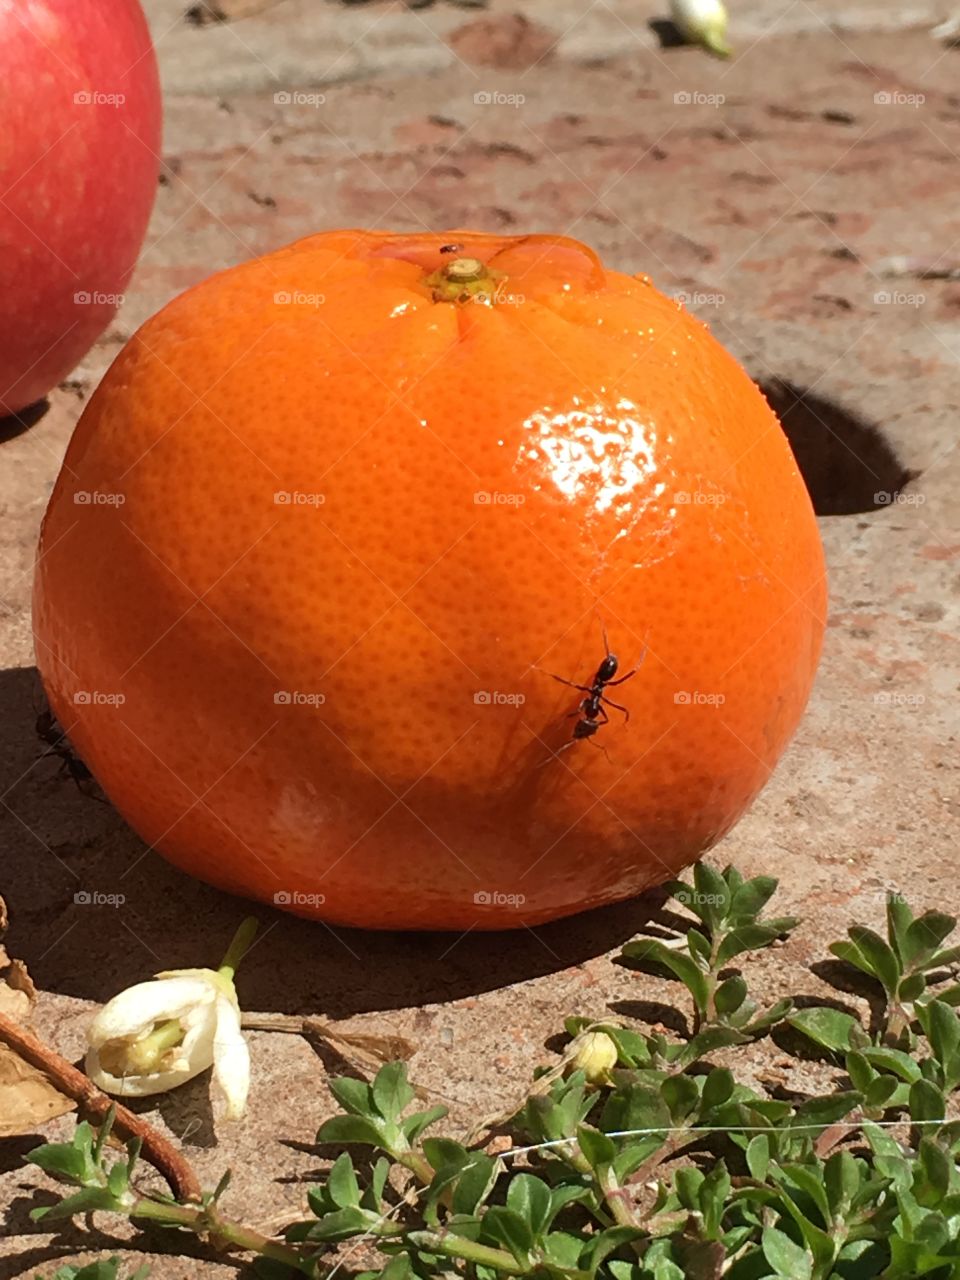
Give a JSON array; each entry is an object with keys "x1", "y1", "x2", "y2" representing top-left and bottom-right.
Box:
[{"x1": 0, "y1": 0, "x2": 161, "y2": 417}]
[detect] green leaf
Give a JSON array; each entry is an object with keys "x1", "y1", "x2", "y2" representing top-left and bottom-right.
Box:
[
  {"x1": 506, "y1": 1174, "x2": 552, "y2": 1238},
  {"x1": 679, "y1": 1025, "x2": 746, "y2": 1065},
  {"x1": 544, "y1": 1230, "x2": 587, "y2": 1269},
  {"x1": 899, "y1": 972, "x2": 927, "y2": 1002},
  {"x1": 675, "y1": 1166, "x2": 704, "y2": 1211},
  {"x1": 698, "y1": 1160, "x2": 730, "y2": 1237},
  {"x1": 845, "y1": 1050, "x2": 875, "y2": 1094},
  {"x1": 887, "y1": 895, "x2": 915, "y2": 964},
  {"x1": 917, "y1": 1137, "x2": 952, "y2": 1203},
  {"x1": 620, "y1": 939, "x2": 710, "y2": 1012},
  {"x1": 480, "y1": 1206, "x2": 534, "y2": 1265},
  {"x1": 745, "y1": 996, "x2": 794, "y2": 1034},
  {"x1": 693, "y1": 861, "x2": 730, "y2": 928},
  {"x1": 717, "y1": 923, "x2": 793, "y2": 967},
  {"x1": 379, "y1": 1256, "x2": 413, "y2": 1280},
  {"x1": 728, "y1": 875, "x2": 778, "y2": 922},
  {"x1": 922, "y1": 1000, "x2": 960, "y2": 1064},
  {"x1": 864, "y1": 1074, "x2": 899, "y2": 1109},
  {"x1": 451, "y1": 1154, "x2": 499, "y2": 1215},
  {"x1": 903, "y1": 913, "x2": 957, "y2": 969},
  {"x1": 327, "y1": 1153, "x2": 360, "y2": 1208},
  {"x1": 762, "y1": 1226, "x2": 812, "y2": 1280},
  {"x1": 26, "y1": 1142, "x2": 93, "y2": 1185},
  {"x1": 687, "y1": 928, "x2": 712, "y2": 968},
  {"x1": 910, "y1": 1079, "x2": 945, "y2": 1127},
  {"x1": 746, "y1": 1134, "x2": 770, "y2": 1181},
  {"x1": 305, "y1": 1206, "x2": 375, "y2": 1241},
  {"x1": 327, "y1": 1076, "x2": 373, "y2": 1116},
  {"x1": 422, "y1": 1137, "x2": 468, "y2": 1172},
  {"x1": 787, "y1": 1007, "x2": 859, "y2": 1052},
  {"x1": 846, "y1": 926, "x2": 901, "y2": 995},
  {"x1": 793, "y1": 1091, "x2": 862, "y2": 1130},
  {"x1": 105, "y1": 1161, "x2": 129, "y2": 1200},
  {"x1": 701, "y1": 1068, "x2": 735, "y2": 1112},
  {"x1": 585, "y1": 1226, "x2": 646, "y2": 1269},
  {"x1": 861, "y1": 1046, "x2": 923, "y2": 1083},
  {"x1": 30, "y1": 1187, "x2": 120, "y2": 1222},
  {"x1": 402, "y1": 1105, "x2": 448, "y2": 1144},
  {"x1": 316, "y1": 1114, "x2": 385, "y2": 1148},
  {"x1": 577, "y1": 1124, "x2": 616, "y2": 1169},
  {"x1": 825, "y1": 1149, "x2": 859, "y2": 1218},
  {"x1": 371, "y1": 1062, "x2": 415, "y2": 1122},
  {"x1": 714, "y1": 976, "x2": 747, "y2": 1016},
  {"x1": 661, "y1": 1074, "x2": 700, "y2": 1123}
]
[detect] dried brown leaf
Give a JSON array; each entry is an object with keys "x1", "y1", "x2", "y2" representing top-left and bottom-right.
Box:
[{"x1": 0, "y1": 893, "x2": 75, "y2": 1134}]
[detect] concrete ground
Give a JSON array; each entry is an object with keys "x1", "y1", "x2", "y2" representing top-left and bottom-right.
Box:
[{"x1": 2, "y1": 0, "x2": 959, "y2": 1275}]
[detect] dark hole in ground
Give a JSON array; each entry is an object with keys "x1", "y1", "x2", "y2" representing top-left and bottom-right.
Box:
[{"x1": 757, "y1": 378, "x2": 919, "y2": 515}]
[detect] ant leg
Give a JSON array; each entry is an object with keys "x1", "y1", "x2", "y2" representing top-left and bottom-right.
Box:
[
  {"x1": 606, "y1": 642, "x2": 649, "y2": 686},
  {"x1": 600, "y1": 696, "x2": 629, "y2": 722},
  {"x1": 549, "y1": 672, "x2": 592, "y2": 694},
  {"x1": 605, "y1": 669, "x2": 637, "y2": 688}
]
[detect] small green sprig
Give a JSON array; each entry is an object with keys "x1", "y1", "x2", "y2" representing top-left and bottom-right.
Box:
[
  {"x1": 25, "y1": 870, "x2": 960, "y2": 1280},
  {"x1": 616, "y1": 863, "x2": 797, "y2": 1059}
]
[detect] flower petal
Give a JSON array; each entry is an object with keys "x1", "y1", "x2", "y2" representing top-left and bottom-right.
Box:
[
  {"x1": 88, "y1": 976, "x2": 217, "y2": 1046},
  {"x1": 212, "y1": 995, "x2": 249, "y2": 1120}
]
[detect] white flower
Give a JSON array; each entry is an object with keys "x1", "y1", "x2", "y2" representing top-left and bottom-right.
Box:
[
  {"x1": 670, "y1": 0, "x2": 731, "y2": 56},
  {"x1": 85, "y1": 966, "x2": 249, "y2": 1119}
]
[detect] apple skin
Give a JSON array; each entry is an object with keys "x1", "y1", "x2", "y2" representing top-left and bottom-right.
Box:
[{"x1": 0, "y1": 0, "x2": 162, "y2": 417}]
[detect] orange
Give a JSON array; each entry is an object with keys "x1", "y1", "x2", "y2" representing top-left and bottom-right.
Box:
[{"x1": 33, "y1": 231, "x2": 827, "y2": 930}]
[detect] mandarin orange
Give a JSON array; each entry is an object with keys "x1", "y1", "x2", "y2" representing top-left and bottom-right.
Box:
[{"x1": 33, "y1": 231, "x2": 826, "y2": 929}]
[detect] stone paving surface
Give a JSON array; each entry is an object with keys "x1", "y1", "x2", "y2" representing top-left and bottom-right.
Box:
[{"x1": 2, "y1": 1, "x2": 959, "y2": 1276}]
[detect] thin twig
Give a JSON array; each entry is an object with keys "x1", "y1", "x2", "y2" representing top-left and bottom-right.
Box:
[{"x1": 0, "y1": 1011, "x2": 201, "y2": 1201}]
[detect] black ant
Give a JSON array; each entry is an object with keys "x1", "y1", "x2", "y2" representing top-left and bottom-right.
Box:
[
  {"x1": 35, "y1": 706, "x2": 100, "y2": 797},
  {"x1": 440, "y1": 243, "x2": 463, "y2": 255},
  {"x1": 546, "y1": 630, "x2": 645, "y2": 752}
]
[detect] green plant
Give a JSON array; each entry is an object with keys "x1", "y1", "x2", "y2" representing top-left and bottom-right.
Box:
[{"x1": 27, "y1": 869, "x2": 960, "y2": 1280}]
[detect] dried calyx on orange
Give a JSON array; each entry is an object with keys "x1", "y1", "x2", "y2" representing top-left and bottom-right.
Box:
[{"x1": 34, "y1": 231, "x2": 826, "y2": 930}]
